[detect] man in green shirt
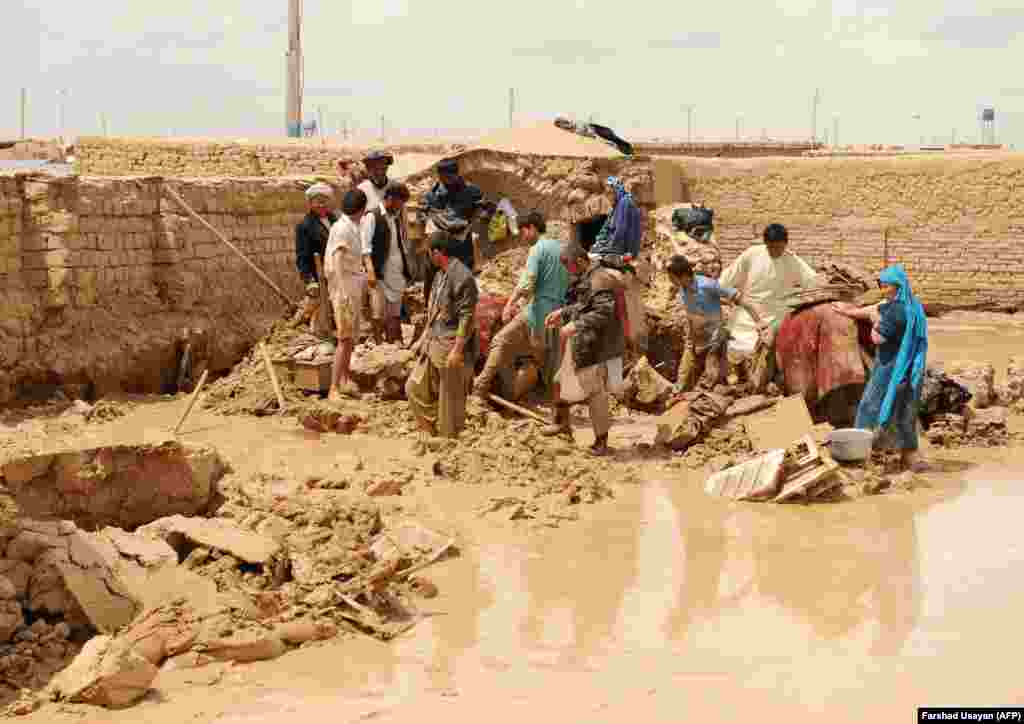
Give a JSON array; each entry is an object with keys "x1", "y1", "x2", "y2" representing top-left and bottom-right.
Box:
[{"x1": 473, "y1": 211, "x2": 569, "y2": 399}]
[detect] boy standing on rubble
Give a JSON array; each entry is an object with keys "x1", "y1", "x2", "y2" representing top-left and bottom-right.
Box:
[
  {"x1": 666, "y1": 255, "x2": 768, "y2": 391},
  {"x1": 325, "y1": 189, "x2": 370, "y2": 401}
]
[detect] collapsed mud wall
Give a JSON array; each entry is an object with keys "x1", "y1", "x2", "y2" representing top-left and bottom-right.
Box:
[
  {"x1": 74, "y1": 137, "x2": 459, "y2": 178},
  {"x1": 672, "y1": 154, "x2": 1024, "y2": 310},
  {"x1": 0, "y1": 172, "x2": 312, "y2": 404},
  {"x1": 401, "y1": 149, "x2": 663, "y2": 246}
]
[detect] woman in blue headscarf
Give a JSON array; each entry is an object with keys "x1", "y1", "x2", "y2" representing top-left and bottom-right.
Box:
[
  {"x1": 589, "y1": 176, "x2": 642, "y2": 261},
  {"x1": 833, "y1": 265, "x2": 929, "y2": 471}
]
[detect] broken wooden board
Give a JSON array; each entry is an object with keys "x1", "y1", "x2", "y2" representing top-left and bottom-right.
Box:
[
  {"x1": 744, "y1": 394, "x2": 815, "y2": 453},
  {"x1": 704, "y1": 449, "x2": 786, "y2": 501},
  {"x1": 773, "y1": 458, "x2": 840, "y2": 502},
  {"x1": 272, "y1": 360, "x2": 332, "y2": 394},
  {"x1": 723, "y1": 395, "x2": 776, "y2": 420}
]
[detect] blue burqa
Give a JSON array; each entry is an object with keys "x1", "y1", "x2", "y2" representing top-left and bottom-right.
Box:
[{"x1": 855, "y1": 265, "x2": 929, "y2": 433}]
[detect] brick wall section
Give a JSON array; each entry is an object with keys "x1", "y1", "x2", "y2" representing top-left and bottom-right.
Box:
[
  {"x1": 75, "y1": 137, "x2": 459, "y2": 177},
  {"x1": 635, "y1": 142, "x2": 820, "y2": 158},
  {"x1": 677, "y1": 155, "x2": 1024, "y2": 310},
  {"x1": 0, "y1": 172, "x2": 318, "y2": 403}
]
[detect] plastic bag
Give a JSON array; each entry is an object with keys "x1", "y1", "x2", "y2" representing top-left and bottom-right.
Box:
[
  {"x1": 555, "y1": 339, "x2": 588, "y2": 403},
  {"x1": 606, "y1": 357, "x2": 624, "y2": 395},
  {"x1": 488, "y1": 210, "x2": 508, "y2": 242}
]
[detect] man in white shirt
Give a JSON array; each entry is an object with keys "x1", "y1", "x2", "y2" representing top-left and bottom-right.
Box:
[
  {"x1": 362, "y1": 182, "x2": 413, "y2": 345},
  {"x1": 357, "y1": 150, "x2": 393, "y2": 209},
  {"x1": 325, "y1": 189, "x2": 370, "y2": 400},
  {"x1": 719, "y1": 223, "x2": 821, "y2": 392}
]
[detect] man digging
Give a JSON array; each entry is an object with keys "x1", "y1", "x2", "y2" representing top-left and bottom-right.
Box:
[
  {"x1": 719, "y1": 223, "x2": 820, "y2": 392},
  {"x1": 665, "y1": 255, "x2": 766, "y2": 392},
  {"x1": 473, "y1": 211, "x2": 568, "y2": 401},
  {"x1": 406, "y1": 233, "x2": 480, "y2": 438}
]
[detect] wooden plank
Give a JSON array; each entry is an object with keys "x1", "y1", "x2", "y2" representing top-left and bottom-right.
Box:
[
  {"x1": 744, "y1": 394, "x2": 815, "y2": 452},
  {"x1": 774, "y1": 459, "x2": 840, "y2": 502}
]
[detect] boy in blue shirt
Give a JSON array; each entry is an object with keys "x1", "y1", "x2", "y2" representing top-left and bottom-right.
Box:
[{"x1": 666, "y1": 255, "x2": 767, "y2": 391}]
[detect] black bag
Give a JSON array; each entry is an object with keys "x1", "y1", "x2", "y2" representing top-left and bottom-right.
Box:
[{"x1": 672, "y1": 205, "x2": 714, "y2": 234}]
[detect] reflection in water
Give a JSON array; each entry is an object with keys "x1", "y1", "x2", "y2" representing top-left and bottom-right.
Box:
[
  {"x1": 664, "y1": 475, "x2": 966, "y2": 656},
  {"x1": 519, "y1": 497, "x2": 643, "y2": 665},
  {"x1": 425, "y1": 547, "x2": 489, "y2": 691}
]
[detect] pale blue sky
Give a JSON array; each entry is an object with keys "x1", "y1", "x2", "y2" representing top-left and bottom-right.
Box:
[{"x1": 3, "y1": 0, "x2": 1023, "y2": 146}]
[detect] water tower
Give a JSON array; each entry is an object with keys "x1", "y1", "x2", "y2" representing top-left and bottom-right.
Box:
[{"x1": 981, "y1": 107, "x2": 996, "y2": 145}]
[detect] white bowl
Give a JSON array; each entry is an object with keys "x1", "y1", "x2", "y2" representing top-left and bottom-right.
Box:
[{"x1": 828, "y1": 428, "x2": 874, "y2": 462}]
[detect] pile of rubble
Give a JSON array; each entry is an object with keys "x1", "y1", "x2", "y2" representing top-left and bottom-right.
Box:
[
  {"x1": 0, "y1": 441, "x2": 459, "y2": 713},
  {"x1": 924, "y1": 360, "x2": 1014, "y2": 447}
]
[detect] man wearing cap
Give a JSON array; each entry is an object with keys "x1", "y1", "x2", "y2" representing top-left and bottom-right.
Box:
[
  {"x1": 420, "y1": 158, "x2": 483, "y2": 307},
  {"x1": 406, "y1": 232, "x2": 480, "y2": 437},
  {"x1": 358, "y1": 150, "x2": 395, "y2": 212},
  {"x1": 473, "y1": 210, "x2": 567, "y2": 400},
  {"x1": 362, "y1": 181, "x2": 413, "y2": 345},
  {"x1": 293, "y1": 183, "x2": 337, "y2": 327},
  {"x1": 325, "y1": 189, "x2": 370, "y2": 400}
]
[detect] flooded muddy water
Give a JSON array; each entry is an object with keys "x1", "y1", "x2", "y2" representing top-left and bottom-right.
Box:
[
  {"x1": 50, "y1": 402, "x2": 1024, "y2": 724},
  {"x1": 13, "y1": 311, "x2": 1024, "y2": 723}
]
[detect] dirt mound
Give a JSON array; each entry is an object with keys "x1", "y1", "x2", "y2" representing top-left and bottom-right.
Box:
[
  {"x1": 201, "y1": 324, "x2": 314, "y2": 417},
  {"x1": 477, "y1": 247, "x2": 531, "y2": 297},
  {"x1": 472, "y1": 122, "x2": 623, "y2": 158}
]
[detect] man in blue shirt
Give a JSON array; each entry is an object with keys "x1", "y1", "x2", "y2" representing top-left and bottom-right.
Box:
[
  {"x1": 473, "y1": 211, "x2": 569, "y2": 400},
  {"x1": 666, "y1": 255, "x2": 766, "y2": 391}
]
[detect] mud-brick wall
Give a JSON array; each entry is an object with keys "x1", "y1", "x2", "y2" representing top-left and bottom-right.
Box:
[
  {"x1": 0, "y1": 172, "x2": 320, "y2": 404},
  {"x1": 75, "y1": 137, "x2": 457, "y2": 177},
  {"x1": 681, "y1": 155, "x2": 1024, "y2": 309}
]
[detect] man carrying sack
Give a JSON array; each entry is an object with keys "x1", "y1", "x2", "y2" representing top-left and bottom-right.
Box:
[
  {"x1": 543, "y1": 241, "x2": 625, "y2": 457},
  {"x1": 406, "y1": 233, "x2": 480, "y2": 438}
]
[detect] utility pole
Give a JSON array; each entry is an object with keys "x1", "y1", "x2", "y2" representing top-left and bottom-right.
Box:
[
  {"x1": 56, "y1": 89, "x2": 69, "y2": 144},
  {"x1": 380, "y1": 114, "x2": 385, "y2": 141},
  {"x1": 317, "y1": 105, "x2": 326, "y2": 138},
  {"x1": 508, "y1": 88, "x2": 516, "y2": 128},
  {"x1": 832, "y1": 113, "x2": 839, "y2": 147},
  {"x1": 98, "y1": 112, "x2": 109, "y2": 137},
  {"x1": 811, "y1": 88, "x2": 822, "y2": 143},
  {"x1": 285, "y1": 0, "x2": 303, "y2": 137},
  {"x1": 735, "y1": 113, "x2": 743, "y2": 141},
  {"x1": 19, "y1": 88, "x2": 27, "y2": 140},
  {"x1": 682, "y1": 104, "x2": 695, "y2": 144}
]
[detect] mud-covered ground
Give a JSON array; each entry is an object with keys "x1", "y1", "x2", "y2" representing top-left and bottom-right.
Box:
[{"x1": 1, "y1": 312, "x2": 1023, "y2": 722}]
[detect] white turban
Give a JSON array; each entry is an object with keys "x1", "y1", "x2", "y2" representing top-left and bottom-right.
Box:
[{"x1": 305, "y1": 182, "x2": 333, "y2": 200}]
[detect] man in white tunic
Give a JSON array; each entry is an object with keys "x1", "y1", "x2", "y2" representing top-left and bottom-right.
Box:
[
  {"x1": 719, "y1": 223, "x2": 820, "y2": 392},
  {"x1": 362, "y1": 182, "x2": 413, "y2": 344}
]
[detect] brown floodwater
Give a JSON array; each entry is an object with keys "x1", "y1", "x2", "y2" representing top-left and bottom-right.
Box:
[{"x1": 18, "y1": 313, "x2": 1024, "y2": 723}]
